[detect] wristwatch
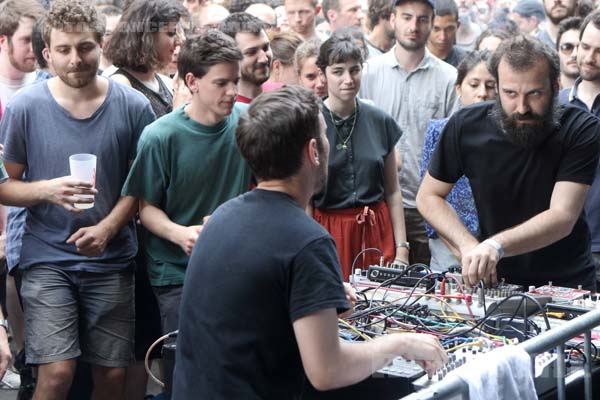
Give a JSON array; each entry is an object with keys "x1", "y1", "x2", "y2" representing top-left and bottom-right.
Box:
[
  {"x1": 395, "y1": 242, "x2": 410, "y2": 250},
  {"x1": 0, "y1": 320, "x2": 8, "y2": 333}
]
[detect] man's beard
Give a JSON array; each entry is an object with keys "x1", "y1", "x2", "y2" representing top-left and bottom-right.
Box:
[
  {"x1": 491, "y1": 97, "x2": 562, "y2": 149},
  {"x1": 241, "y1": 64, "x2": 270, "y2": 86},
  {"x1": 545, "y1": 4, "x2": 576, "y2": 25},
  {"x1": 8, "y1": 40, "x2": 35, "y2": 73}
]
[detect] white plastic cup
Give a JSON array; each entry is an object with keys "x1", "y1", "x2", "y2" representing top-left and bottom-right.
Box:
[{"x1": 69, "y1": 153, "x2": 96, "y2": 209}]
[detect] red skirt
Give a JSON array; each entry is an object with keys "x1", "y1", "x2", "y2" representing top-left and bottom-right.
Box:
[{"x1": 314, "y1": 201, "x2": 395, "y2": 281}]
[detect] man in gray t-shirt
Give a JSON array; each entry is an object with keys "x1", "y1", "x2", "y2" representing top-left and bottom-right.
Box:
[
  {"x1": 360, "y1": 0, "x2": 458, "y2": 265},
  {"x1": 0, "y1": 1, "x2": 155, "y2": 398}
]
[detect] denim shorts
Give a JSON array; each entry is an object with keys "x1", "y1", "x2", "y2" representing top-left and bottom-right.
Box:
[{"x1": 21, "y1": 265, "x2": 134, "y2": 367}]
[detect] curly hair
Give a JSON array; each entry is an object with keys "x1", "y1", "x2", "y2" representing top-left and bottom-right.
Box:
[
  {"x1": 42, "y1": 0, "x2": 105, "y2": 46},
  {"x1": 178, "y1": 30, "x2": 243, "y2": 82},
  {"x1": 0, "y1": 0, "x2": 45, "y2": 38},
  {"x1": 103, "y1": 0, "x2": 188, "y2": 73}
]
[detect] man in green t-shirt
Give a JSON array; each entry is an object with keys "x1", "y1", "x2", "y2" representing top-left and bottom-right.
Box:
[{"x1": 122, "y1": 31, "x2": 253, "y2": 335}]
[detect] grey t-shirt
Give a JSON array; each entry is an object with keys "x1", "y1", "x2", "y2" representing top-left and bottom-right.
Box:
[{"x1": 0, "y1": 79, "x2": 155, "y2": 272}]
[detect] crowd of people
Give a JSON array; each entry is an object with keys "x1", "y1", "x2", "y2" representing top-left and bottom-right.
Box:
[{"x1": 0, "y1": 0, "x2": 598, "y2": 398}]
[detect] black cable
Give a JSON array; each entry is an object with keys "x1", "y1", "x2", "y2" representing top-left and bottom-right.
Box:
[{"x1": 350, "y1": 247, "x2": 383, "y2": 278}]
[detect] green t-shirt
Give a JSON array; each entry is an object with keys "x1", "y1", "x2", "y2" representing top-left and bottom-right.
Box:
[{"x1": 122, "y1": 103, "x2": 252, "y2": 286}]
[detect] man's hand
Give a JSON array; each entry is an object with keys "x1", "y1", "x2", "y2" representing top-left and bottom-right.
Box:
[
  {"x1": 460, "y1": 242, "x2": 500, "y2": 287},
  {"x1": 66, "y1": 224, "x2": 112, "y2": 257},
  {"x1": 41, "y1": 176, "x2": 96, "y2": 213},
  {"x1": 397, "y1": 332, "x2": 448, "y2": 377},
  {"x1": 175, "y1": 225, "x2": 203, "y2": 256},
  {"x1": 338, "y1": 283, "x2": 357, "y2": 319}
]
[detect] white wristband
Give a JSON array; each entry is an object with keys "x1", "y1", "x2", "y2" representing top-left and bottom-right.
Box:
[{"x1": 483, "y1": 239, "x2": 504, "y2": 259}]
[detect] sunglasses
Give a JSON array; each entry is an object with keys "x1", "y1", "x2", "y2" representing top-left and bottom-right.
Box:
[{"x1": 559, "y1": 43, "x2": 578, "y2": 54}]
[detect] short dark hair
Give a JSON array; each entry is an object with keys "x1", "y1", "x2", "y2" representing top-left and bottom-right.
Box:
[
  {"x1": 0, "y1": 0, "x2": 45, "y2": 38},
  {"x1": 104, "y1": 0, "x2": 187, "y2": 73},
  {"x1": 316, "y1": 33, "x2": 364, "y2": 72},
  {"x1": 488, "y1": 34, "x2": 560, "y2": 94},
  {"x1": 236, "y1": 86, "x2": 322, "y2": 180},
  {"x1": 367, "y1": 0, "x2": 393, "y2": 30},
  {"x1": 474, "y1": 28, "x2": 510, "y2": 50},
  {"x1": 178, "y1": 30, "x2": 242, "y2": 81},
  {"x1": 32, "y1": 19, "x2": 47, "y2": 69},
  {"x1": 580, "y1": 10, "x2": 600, "y2": 41},
  {"x1": 43, "y1": 0, "x2": 105, "y2": 46},
  {"x1": 456, "y1": 50, "x2": 492, "y2": 86},
  {"x1": 557, "y1": 16, "x2": 581, "y2": 51},
  {"x1": 218, "y1": 12, "x2": 265, "y2": 39},
  {"x1": 434, "y1": 0, "x2": 458, "y2": 22},
  {"x1": 321, "y1": 0, "x2": 339, "y2": 23}
]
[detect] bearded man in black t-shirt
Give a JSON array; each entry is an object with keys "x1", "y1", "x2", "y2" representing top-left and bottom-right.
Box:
[
  {"x1": 417, "y1": 34, "x2": 600, "y2": 290},
  {"x1": 173, "y1": 86, "x2": 447, "y2": 399}
]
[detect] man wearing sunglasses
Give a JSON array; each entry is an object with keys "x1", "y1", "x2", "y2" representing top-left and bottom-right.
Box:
[
  {"x1": 559, "y1": 10, "x2": 600, "y2": 292},
  {"x1": 556, "y1": 16, "x2": 581, "y2": 90}
]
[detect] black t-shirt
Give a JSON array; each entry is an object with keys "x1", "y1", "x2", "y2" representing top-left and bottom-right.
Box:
[
  {"x1": 429, "y1": 102, "x2": 600, "y2": 288},
  {"x1": 313, "y1": 99, "x2": 402, "y2": 209},
  {"x1": 172, "y1": 189, "x2": 350, "y2": 399}
]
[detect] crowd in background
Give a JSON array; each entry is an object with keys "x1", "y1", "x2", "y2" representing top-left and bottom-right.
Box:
[{"x1": 0, "y1": 0, "x2": 599, "y2": 398}]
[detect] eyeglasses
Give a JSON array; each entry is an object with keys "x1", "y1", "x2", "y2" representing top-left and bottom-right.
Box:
[{"x1": 559, "y1": 43, "x2": 578, "y2": 55}]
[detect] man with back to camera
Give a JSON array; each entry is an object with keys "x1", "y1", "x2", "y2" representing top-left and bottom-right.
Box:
[
  {"x1": 0, "y1": 1, "x2": 156, "y2": 398},
  {"x1": 172, "y1": 86, "x2": 447, "y2": 398},
  {"x1": 417, "y1": 34, "x2": 599, "y2": 290},
  {"x1": 219, "y1": 12, "x2": 273, "y2": 103},
  {"x1": 360, "y1": 0, "x2": 458, "y2": 266},
  {"x1": 121, "y1": 30, "x2": 252, "y2": 342}
]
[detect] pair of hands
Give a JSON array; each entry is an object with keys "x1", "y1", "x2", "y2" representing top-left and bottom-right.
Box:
[
  {"x1": 174, "y1": 216, "x2": 211, "y2": 256},
  {"x1": 460, "y1": 241, "x2": 501, "y2": 287}
]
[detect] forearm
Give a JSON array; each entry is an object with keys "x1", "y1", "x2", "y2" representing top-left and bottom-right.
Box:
[
  {"x1": 385, "y1": 190, "x2": 409, "y2": 262},
  {"x1": 97, "y1": 196, "x2": 138, "y2": 240},
  {"x1": 0, "y1": 179, "x2": 48, "y2": 207},
  {"x1": 491, "y1": 208, "x2": 575, "y2": 258},
  {"x1": 417, "y1": 192, "x2": 478, "y2": 251},
  {"x1": 139, "y1": 200, "x2": 186, "y2": 245},
  {"x1": 330, "y1": 335, "x2": 409, "y2": 388}
]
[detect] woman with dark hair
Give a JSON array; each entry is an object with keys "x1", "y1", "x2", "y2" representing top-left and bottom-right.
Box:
[
  {"x1": 104, "y1": 0, "x2": 187, "y2": 117},
  {"x1": 312, "y1": 34, "x2": 408, "y2": 281},
  {"x1": 420, "y1": 50, "x2": 496, "y2": 271}
]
